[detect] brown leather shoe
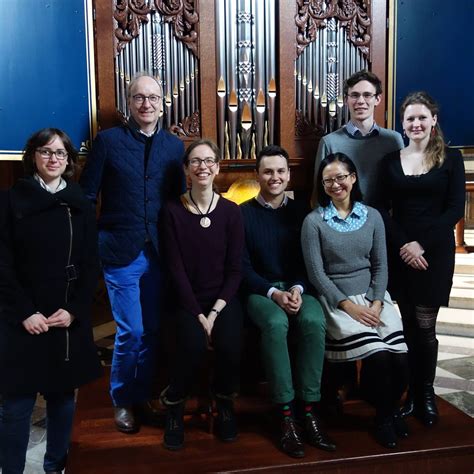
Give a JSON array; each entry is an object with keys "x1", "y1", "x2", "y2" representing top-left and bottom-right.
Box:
[
  {"x1": 114, "y1": 406, "x2": 139, "y2": 433},
  {"x1": 280, "y1": 417, "x2": 305, "y2": 458},
  {"x1": 303, "y1": 412, "x2": 336, "y2": 451}
]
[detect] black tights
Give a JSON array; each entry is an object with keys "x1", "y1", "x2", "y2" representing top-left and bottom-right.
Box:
[
  {"x1": 397, "y1": 301, "x2": 440, "y2": 387},
  {"x1": 398, "y1": 301, "x2": 439, "y2": 348},
  {"x1": 360, "y1": 351, "x2": 409, "y2": 421}
]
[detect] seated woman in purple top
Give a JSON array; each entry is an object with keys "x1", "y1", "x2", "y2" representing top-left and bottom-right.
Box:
[{"x1": 160, "y1": 139, "x2": 244, "y2": 450}]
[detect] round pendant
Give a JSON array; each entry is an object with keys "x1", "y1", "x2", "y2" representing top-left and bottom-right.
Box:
[{"x1": 200, "y1": 216, "x2": 211, "y2": 228}]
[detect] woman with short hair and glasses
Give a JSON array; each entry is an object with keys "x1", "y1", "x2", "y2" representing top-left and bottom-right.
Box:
[
  {"x1": 159, "y1": 139, "x2": 244, "y2": 450},
  {"x1": 379, "y1": 92, "x2": 465, "y2": 427},
  {"x1": 301, "y1": 153, "x2": 408, "y2": 449},
  {"x1": 0, "y1": 128, "x2": 101, "y2": 473}
]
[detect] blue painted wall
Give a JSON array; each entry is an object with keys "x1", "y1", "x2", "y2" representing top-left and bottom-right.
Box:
[
  {"x1": 394, "y1": 0, "x2": 474, "y2": 147},
  {"x1": 0, "y1": 0, "x2": 93, "y2": 156}
]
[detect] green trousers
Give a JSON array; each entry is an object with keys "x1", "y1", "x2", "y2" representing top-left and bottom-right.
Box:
[{"x1": 247, "y1": 286, "x2": 326, "y2": 404}]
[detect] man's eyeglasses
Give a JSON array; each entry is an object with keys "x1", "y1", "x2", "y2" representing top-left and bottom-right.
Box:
[
  {"x1": 36, "y1": 148, "x2": 68, "y2": 160},
  {"x1": 322, "y1": 173, "x2": 353, "y2": 187},
  {"x1": 347, "y1": 92, "x2": 377, "y2": 100},
  {"x1": 132, "y1": 94, "x2": 162, "y2": 105},
  {"x1": 188, "y1": 158, "x2": 218, "y2": 168}
]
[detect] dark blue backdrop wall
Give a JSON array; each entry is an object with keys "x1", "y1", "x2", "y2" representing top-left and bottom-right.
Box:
[
  {"x1": 394, "y1": 0, "x2": 474, "y2": 147},
  {"x1": 0, "y1": 0, "x2": 95, "y2": 159}
]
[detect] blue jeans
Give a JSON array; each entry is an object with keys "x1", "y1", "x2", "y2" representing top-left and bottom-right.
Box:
[
  {"x1": 104, "y1": 244, "x2": 162, "y2": 406},
  {"x1": 0, "y1": 392, "x2": 75, "y2": 474}
]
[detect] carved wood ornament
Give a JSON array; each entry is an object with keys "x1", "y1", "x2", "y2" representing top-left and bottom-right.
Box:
[
  {"x1": 114, "y1": 0, "x2": 199, "y2": 57},
  {"x1": 295, "y1": 0, "x2": 371, "y2": 59}
]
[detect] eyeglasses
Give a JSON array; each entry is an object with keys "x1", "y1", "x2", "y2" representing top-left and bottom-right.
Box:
[
  {"x1": 322, "y1": 173, "x2": 353, "y2": 187},
  {"x1": 347, "y1": 92, "x2": 377, "y2": 100},
  {"x1": 132, "y1": 94, "x2": 162, "y2": 105},
  {"x1": 188, "y1": 157, "x2": 218, "y2": 168},
  {"x1": 36, "y1": 148, "x2": 68, "y2": 160}
]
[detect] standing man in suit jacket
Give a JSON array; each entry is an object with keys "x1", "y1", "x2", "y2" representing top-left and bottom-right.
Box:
[{"x1": 80, "y1": 74, "x2": 185, "y2": 433}]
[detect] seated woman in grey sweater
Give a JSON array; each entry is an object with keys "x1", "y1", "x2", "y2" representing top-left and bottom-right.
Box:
[{"x1": 301, "y1": 153, "x2": 408, "y2": 449}]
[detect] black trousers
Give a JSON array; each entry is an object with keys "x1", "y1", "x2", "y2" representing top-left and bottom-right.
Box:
[
  {"x1": 360, "y1": 350, "x2": 409, "y2": 420},
  {"x1": 167, "y1": 298, "x2": 243, "y2": 401}
]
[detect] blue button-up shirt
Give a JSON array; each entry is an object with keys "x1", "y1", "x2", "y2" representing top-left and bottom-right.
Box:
[
  {"x1": 346, "y1": 121, "x2": 380, "y2": 138},
  {"x1": 321, "y1": 201, "x2": 368, "y2": 232}
]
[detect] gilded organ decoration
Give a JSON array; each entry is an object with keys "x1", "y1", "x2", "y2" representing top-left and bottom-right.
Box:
[
  {"x1": 294, "y1": 0, "x2": 371, "y2": 136},
  {"x1": 113, "y1": 0, "x2": 200, "y2": 136}
]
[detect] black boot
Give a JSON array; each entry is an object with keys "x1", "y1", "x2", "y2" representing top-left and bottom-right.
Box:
[
  {"x1": 392, "y1": 412, "x2": 409, "y2": 438},
  {"x1": 215, "y1": 395, "x2": 238, "y2": 442},
  {"x1": 160, "y1": 389, "x2": 185, "y2": 450},
  {"x1": 399, "y1": 389, "x2": 415, "y2": 418},
  {"x1": 416, "y1": 340, "x2": 439, "y2": 427},
  {"x1": 374, "y1": 416, "x2": 397, "y2": 449}
]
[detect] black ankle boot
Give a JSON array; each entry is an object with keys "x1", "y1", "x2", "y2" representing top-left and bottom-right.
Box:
[
  {"x1": 215, "y1": 396, "x2": 238, "y2": 442},
  {"x1": 160, "y1": 389, "x2": 185, "y2": 450},
  {"x1": 392, "y1": 412, "x2": 409, "y2": 438},
  {"x1": 163, "y1": 402, "x2": 184, "y2": 450},
  {"x1": 399, "y1": 389, "x2": 415, "y2": 418},
  {"x1": 374, "y1": 417, "x2": 397, "y2": 449}
]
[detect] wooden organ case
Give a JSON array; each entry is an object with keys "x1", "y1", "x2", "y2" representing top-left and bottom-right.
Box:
[{"x1": 93, "y1": 0, "x2": 389, "y2": 198}]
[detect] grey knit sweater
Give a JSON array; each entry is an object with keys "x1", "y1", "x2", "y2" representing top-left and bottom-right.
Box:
[
  {"x1": 301, "y1": 205, "x2": 388, "y2": 308},
  {"x1": 314, "y1": 127, "x2": 404, "y2": 206}
]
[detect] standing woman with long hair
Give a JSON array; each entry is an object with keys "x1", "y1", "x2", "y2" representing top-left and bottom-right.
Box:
[
  {"x1": 380, "y1": 92, "x2": 465, "y2": 426},
  {"x1": 0, "y1": 128, "x2": 101, "y2": 473},
  {"x1": 160, "y1": 139, "x2": 244, "y2": 450}
]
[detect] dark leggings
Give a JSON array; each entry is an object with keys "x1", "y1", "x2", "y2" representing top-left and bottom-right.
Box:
[
  {"x1": 397, "y1": 300, "x2": 440, "y2": 386},
  {"x1": 398, "y1": 300, "x2": 439, "y2": 349},
  {"x1": 167, "y1": 298, "x2": 243, "y2": 401},
  {"x1": 360, "y1": 351, "x2": 409, "y2": 420}
]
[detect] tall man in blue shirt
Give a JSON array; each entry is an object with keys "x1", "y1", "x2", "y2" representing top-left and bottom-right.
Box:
[
  {"x1": 80, "y1": 74, "x2": 185, "y2": 433},
  {"x1": 240, "y1": 145, "x2": 335, "y2": 458}
]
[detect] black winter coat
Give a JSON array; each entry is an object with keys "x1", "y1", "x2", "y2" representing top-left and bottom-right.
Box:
[{"x1": 0, "y1": 178, "x2": 102, "y2": 394}]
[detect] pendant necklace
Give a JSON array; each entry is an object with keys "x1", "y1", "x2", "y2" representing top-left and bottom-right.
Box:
[{"x1": 189, "y1": 190, "x2": 214, "y2": 228}]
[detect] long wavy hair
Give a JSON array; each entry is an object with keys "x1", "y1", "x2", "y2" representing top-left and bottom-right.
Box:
[{"x1": 400, "y1": 91, "x2": 446, "y2": 170}]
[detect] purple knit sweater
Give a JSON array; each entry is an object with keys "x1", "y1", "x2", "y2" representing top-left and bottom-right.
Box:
[{"x1": 161, "y1": 196, "x2": 244, "y2": 317}]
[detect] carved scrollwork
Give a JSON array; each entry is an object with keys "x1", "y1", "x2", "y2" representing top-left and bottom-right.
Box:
[
  {"x1": 295, "y1": 110, "x2": 322, "y2": 137},
  {"x1": 114, "y1": 0, "x2": 199, "y2": 57},
  {"x1": 295, "y1": 0, "x2": 371, "y2": 59},
  {"x1": 169, "y1": 111, "x2": 200, "y2": 137}
]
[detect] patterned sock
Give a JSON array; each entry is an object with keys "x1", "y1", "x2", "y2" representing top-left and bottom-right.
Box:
[
  {"x1": 303, "y1": 402, "x2": 313, "y2": 418},
  {"x1": 278, "y1": 401, "x2": 294, "y2": 420}
]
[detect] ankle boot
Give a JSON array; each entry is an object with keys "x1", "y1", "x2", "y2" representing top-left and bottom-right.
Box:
[
  {"x1": 399, "y1": 389, "x2": 415, "y2": 418},
  {"x1": 416, "y1": 340, "x2": 439, "y2": 427},
  {"x1": 215, "y1": 395, "x2": 238, "y2": 442},
  {"x1": 160, "y1": 388, "x2": 185, "y2": 450}
]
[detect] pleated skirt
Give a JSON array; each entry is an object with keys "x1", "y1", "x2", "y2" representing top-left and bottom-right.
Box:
[{"x1": 319, "y1": 292, "x2": 408, "y2": 362}]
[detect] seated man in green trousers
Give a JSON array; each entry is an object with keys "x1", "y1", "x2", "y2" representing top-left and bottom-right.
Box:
[{"x1": 240, "y1": 145, "x2": 335, "y2": 458}]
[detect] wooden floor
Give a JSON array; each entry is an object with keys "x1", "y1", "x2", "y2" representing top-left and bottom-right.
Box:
[{"x1": 67, "y1": 374, "x2": 474, "y2": 473}]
